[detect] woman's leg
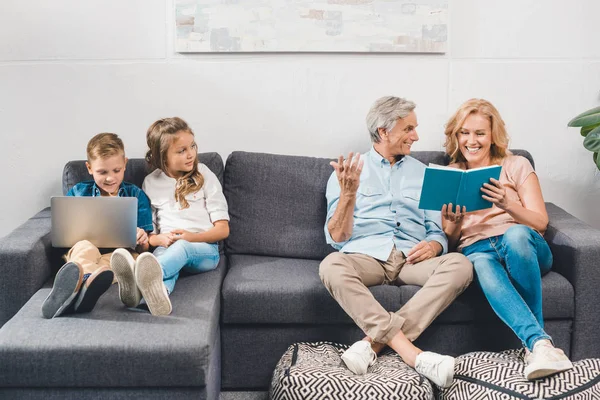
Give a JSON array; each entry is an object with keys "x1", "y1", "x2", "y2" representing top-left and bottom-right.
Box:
[
  {"x1": 464, "y1": 239, "x2": 550, "y2": 351},
  {"x1": 498, "y1": 225, "x2": 553, "y2": 330}
]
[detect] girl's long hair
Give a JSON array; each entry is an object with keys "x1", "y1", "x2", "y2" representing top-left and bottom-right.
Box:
[{"x1": 145, "y1": 117, "x2": 204, "y2": 209}]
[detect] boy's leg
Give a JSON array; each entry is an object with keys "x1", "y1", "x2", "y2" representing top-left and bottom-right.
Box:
[
  {"x1": 395, "y1": 252, "x2": 473, "y2": 341},
  {"x1": 64, "y1": 240, "x2": 102, "y2": 276}
]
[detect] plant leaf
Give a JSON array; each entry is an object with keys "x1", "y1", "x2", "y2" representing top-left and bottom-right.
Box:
[
  {"x1": 581, "y1": 122, "x2": 600, "y2": 137},
  {"x1": 595, "y1": 152, "x2": 600, "y2": 170},
  {"x1": 583, "y1": 127, "x2": 600, "y2": 152},
  {"x1": 568, "y1": 106, "x2": 600, "y2": 127}
]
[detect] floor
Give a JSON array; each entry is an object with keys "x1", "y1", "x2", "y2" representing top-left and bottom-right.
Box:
[{"x1": 220, "y1": 392, "x2": 269, "y2": 400}]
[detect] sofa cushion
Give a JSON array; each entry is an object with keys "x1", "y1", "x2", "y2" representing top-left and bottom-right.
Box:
[
  {"x1": 221, "y1": 255, "x2": 573, "y2": 325},
  {"x1": 223, "y1": 152, "x2": 335, "y2": 260},
  {"x1": 0, "y1": 259, "x2": 225, "y2": 388},
  {"x1": 62, "y1": 152, "x2": 224, "y2": 194}
]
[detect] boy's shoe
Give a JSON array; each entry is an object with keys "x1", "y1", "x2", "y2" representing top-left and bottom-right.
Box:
[
  {"x1": 111, "y1": 248, "x2": 141, "y2": 307},
  {"x1": 135, "y1": 253, "x2": 172, "y2": 316},
  {"x1": 41, "y1": 262, "x2": 84, "y2": 319},
  {"x1": 524, "y1": 342, "x2": 573, "y2": 380},
  {"x1": 415, "y1": 351, "x2": 455, "y2": 388},
  {"x1": 73, "y1": 266, "x2": 114, "y2": 313},
  {"x1": 341, "y1": 340, "x2": 377, "y2": 375}
]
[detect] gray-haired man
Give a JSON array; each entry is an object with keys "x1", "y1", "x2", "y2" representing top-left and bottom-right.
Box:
[{"x1": 320, "y1": 96, "x2": 473, "y2": 388}]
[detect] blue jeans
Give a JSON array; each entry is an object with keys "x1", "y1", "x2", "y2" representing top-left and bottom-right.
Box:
[
  {"x1": 462, "y1": 225, "x2": 553, "y2": 350},
  {"x1": 153, "y1": 240, "x2": 220, "y2": 294}
]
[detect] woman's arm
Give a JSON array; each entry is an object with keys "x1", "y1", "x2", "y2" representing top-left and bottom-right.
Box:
[
  {"x1": 482, "y1": 174, "x2": 548, "y2": 233},
  {"x1": 441, "y1": 203, "x2": 465, "y2": 251}
]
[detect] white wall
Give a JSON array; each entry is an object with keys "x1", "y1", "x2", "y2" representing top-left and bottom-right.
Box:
[{"x1": 1, "y1": 0, "x2": 600, "y2": 238}]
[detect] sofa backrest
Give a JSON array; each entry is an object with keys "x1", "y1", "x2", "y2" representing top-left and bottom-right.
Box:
[
  {"x1": 223, "y1": 150, "x2": 535, "y2": 260},
  {"x1": 62, "y1": 152, "x2": 224, "y2": 194}
]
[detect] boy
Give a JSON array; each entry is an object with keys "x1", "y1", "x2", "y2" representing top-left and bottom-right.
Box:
[{"x1": 42, "y1": 133, "x2": 153, "y2": 318}]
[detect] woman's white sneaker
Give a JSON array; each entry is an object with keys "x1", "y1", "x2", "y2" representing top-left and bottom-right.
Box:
[{"x1": 524, "y1": 342, "x2": 573, "y2": 380}]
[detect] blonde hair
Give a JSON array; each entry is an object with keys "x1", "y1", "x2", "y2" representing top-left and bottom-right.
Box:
[
  {"x1": 145, "y1": 117, "x2": 204, "y2": 209},
  {"x1": 86, "y1": 133, "x2": 125, "y2": 162},
  {"x1": 444, "y1": 99, "x2": 510, "y2": 165}
]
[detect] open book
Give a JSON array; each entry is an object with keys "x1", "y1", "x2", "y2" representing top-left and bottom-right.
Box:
[{"x1": 418, "y1": 164, "x2": 502, "y2": 212}]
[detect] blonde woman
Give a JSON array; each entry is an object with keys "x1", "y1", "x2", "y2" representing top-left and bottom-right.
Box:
[{"x1": 442, "y1": 99, "x2": 572, "y2": 380}]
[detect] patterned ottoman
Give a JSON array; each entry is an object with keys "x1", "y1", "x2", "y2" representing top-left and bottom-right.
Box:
[
  {"x1": 269, "y1": 342, "x2": 434, "y2": 400},
  {"x1": 439, "y1": 349, "x2": 600, "y2": 400}
]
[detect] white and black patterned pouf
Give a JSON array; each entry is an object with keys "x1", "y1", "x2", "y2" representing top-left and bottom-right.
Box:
[
  {"x1": 269, "y1": 342, "x2": 434, "y2": 400},
  {"x1": 439, "y1": 349, "x2": 600, "y2": 400}
]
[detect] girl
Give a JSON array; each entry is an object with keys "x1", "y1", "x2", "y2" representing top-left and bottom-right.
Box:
[
  {"x1": 112, "y1": 117, "x2": 229, "y2": 316},
  {"x1": 441, "y1": 99, "x2": 572, "y2": 379}
]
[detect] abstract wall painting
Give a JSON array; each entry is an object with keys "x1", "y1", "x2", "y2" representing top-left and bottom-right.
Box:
[{"x1": 176, "y1": 0, "x2": 447, "y2": 53}]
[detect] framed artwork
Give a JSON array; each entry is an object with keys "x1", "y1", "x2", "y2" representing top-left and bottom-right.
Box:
[{"x1": 176, "y1": 0, "x2": 447, "y2": 53}]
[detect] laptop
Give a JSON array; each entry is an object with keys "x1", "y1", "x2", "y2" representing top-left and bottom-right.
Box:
[{"x1": 51, "y1": 196, "x2": 138, "y2": 248}]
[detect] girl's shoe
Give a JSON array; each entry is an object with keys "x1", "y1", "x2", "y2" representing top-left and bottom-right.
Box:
[
  {"x1": 111, "y1": 248, "x2": 142, "y2": 307},
  {"x1": 41, "y1": 262, "x2": 84, "y2": 318},
  {"x1": 73, "y1": 266, "x2": 114, "y2": 313},
  {"x1": 135, "y1": 253, "x2": 172, "y2": 316}
]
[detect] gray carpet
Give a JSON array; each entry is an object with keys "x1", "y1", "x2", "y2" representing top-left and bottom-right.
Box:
[{"x1": 220, "y1": 391, "x2": 269, "y2": 400}]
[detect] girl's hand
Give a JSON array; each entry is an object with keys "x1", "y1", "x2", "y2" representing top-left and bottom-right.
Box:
[
  {"x1": 330, "y1": 152, "x2": 364, "y2": 196},
  {"x1": 171, "y1": 229, "x2": 193, "y2": 242},
  {"x1": 155, "y1": 233, "x2": 175, "y2": 248},
  {"x1": 441, "y1": 203, "x2": 466, "y2": 225},
  {"x1": 136, "y1": 228, "x2": 149, "y2": 247},
  {"x1": 481, "y1": 178, "x2": 510, "y2": 210}
]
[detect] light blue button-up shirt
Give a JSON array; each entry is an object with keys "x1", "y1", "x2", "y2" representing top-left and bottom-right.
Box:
[{"x1": 324, "y1": 147, "x2": 448, "y2": 261}]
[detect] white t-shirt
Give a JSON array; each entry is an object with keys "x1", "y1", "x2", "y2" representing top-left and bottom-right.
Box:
[{"x1": 142, "y1": 163, "x2": 230, "y2": 235}]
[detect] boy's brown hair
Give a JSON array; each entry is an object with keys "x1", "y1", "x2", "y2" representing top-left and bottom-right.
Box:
[{"x1": 87, "y1": 133, "x2": 125, "y2": 162}]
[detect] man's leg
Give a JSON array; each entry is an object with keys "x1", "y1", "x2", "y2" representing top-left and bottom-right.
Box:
[
  {"x1": 395, "y1": 252, "x2": 473, "y2": 341},
  {"x1": 319, "y1": 251, "x2": 403, "y2": 343}
]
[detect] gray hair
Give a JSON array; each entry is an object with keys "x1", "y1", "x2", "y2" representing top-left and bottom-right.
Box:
[{"x1": 366, "y1": 96, "x2": 416, "y2": 143}]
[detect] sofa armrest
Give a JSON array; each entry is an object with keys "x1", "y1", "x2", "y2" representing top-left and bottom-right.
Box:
[
  {"x1": 544, "y1": 203, "x2": 600, "y2": 360},
  {"x1": 0, "y1": 208, "x2": 58, "y2": 327}
]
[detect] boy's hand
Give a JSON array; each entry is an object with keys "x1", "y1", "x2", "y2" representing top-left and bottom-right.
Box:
[
  {"x1": 136, "y1": 228, "x2": 149, "y2": 246},
  {"x1": 171, "y1": 229, "x2": 193, "y2": 242}
]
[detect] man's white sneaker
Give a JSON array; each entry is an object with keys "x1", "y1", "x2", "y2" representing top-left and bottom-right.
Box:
[
  {"x1": 415, "y1": 351, "x2": 455, "y2": 388},
  {"x1": 341, "y1": 340, "x2": 377, "y2": 375},
  {"x1": 524, "y1": 343, "x2": 573, "y2": 380}
]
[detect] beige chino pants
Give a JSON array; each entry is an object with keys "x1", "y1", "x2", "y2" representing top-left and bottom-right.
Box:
[
  {"x1": 319, "y1": 247, "x2": 473, "y2": 344},
  {"x1": 64, "y1": 240, "x2": 138, "y2": 283}
]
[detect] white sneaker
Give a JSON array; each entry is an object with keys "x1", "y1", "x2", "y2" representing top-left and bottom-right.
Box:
[
  {"x1": 341, "y1": 340, "x2": 377, "y2": 375},
  {"x1": 111, "y1": 249, "x2": 142, "y2": 307},
  {"x1": 524, "y1": 342, "x2": 573, "y2": 380},
  {"x1": 415, "y1": 351, "x2": 455, "y2": 388},
  {"x1": 135, "y1": 253, "x2": 172, "y2": 316}
]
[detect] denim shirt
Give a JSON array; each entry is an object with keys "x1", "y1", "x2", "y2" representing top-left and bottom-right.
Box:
[
  {"x1": 67, "y1": 181, "x2": 154, "y2": 232},
  {"x1": 325, "y1": 147, "x2": 448, "y2": 261}
]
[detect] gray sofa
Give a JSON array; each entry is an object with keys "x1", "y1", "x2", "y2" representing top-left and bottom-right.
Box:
[{"x1": 0, "y1": 150, "x2": 599, "y2": 398}]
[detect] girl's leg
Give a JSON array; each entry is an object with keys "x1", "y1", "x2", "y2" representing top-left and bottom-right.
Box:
[
  {"x1": 464, "y1": 241, "x2": 550, "y2": 351},
  {"x1": 153, "y1": 241, "x2": 219, "y2": 293},
  {"x1": 498, "y1": 225, "x2": 553, "y2": 330}
]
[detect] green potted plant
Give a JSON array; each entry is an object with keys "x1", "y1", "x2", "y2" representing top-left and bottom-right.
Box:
[{"x1": 568, "y1": 106, "x2": 600, "y2": 170}]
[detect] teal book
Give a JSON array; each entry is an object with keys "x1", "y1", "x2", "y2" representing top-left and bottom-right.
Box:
[{"x1": 418, "y1": 164, "x2": 502, "y2": 212}]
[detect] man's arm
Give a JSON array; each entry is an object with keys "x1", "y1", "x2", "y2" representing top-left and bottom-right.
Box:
[{"x1": 326, "y1": 153, "x2": 364, "y2": 243}]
